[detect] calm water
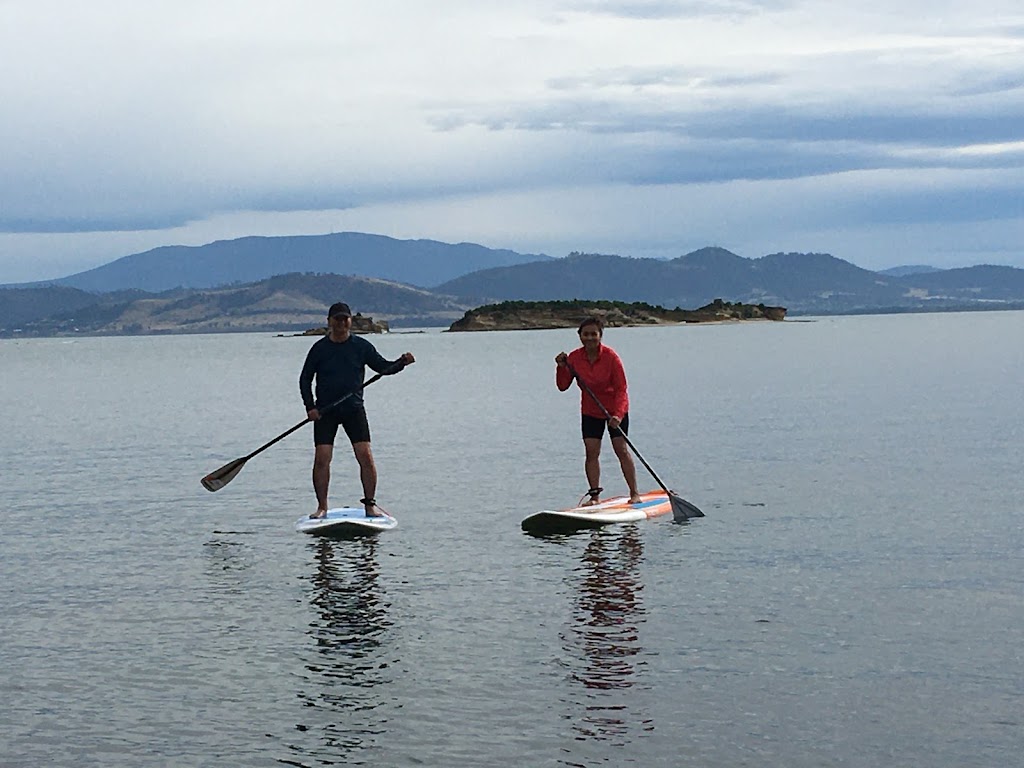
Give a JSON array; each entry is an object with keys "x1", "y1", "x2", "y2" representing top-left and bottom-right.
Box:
[{"x1": 1, "y1": 313, "x2": 1022, "y2": 767}]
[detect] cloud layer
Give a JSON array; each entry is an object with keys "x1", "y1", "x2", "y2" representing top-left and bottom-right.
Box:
[{"x1": 1, "y1": 0, "x2": 1022, "y2": 281}]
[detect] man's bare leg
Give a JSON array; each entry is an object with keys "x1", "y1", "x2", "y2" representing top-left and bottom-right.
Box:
[
  {"x1": 311, "y1": 444, "x2": 334, "y2": 518},
  {"x1": 352, "y1": 442, "x2": 383, "y2": 516}
]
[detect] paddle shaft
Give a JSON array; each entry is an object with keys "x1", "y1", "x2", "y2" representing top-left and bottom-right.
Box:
[
  {"x1": 241, "y1": 416, "x2": 310, "y2": 462},
  {"x1": 202, "y1": 367, "x2": 399, "y2": 491},
  {"x1": 245, "y1": 369, "x2": 389, "y2": 460},
  {"x1": 564, "y1": 361, "x2": 673, "y2": 497}
]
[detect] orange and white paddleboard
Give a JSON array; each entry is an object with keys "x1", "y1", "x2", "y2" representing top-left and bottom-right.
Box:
[{"x1": 521, "y1": 490, "x2": 672, "y2": 534}]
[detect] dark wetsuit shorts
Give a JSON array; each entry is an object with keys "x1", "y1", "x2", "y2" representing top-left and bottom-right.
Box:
[
  {"x1": 581, "y1": 412, "x2": 629, "y2": 440},
  {"x1": 314, "y1": 406, "x2": 371, "y2": 446}
]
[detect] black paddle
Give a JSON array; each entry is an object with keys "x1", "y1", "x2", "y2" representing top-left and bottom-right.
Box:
[
  {"x1": 201, "y1": 368, "x2": 395, "y2": 492},
  {"x1": 564, "y1": 361, "x2": 704, "y2": 521}
]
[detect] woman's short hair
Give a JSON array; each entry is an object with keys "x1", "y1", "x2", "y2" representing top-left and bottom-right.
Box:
[{"x1": 578, "y1": 316, "x2": 604, "y2": 334}]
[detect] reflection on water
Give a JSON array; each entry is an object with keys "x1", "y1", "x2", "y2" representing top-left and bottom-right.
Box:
[
  {"x1": 561, "y1": 526, "x2": 653, "y2": 753},
  {"x1": 201, "y1": 538, "x2": 255, "y2": 595},
  {"x1": 281, "y1": 537, "x2": 394, "y2": 768}
]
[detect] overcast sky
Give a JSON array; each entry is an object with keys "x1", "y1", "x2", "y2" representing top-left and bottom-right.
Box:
[{"x1": 2, "y1": 0, "x2": 1022, "y2": 283}]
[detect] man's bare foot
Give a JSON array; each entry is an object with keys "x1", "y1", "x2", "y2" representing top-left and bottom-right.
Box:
[
  {"x1": 362, "y1": 498, "x2": 386, "y2": 517},
  {"x1": 628, "y1": 494, "x2": 643, "y2": 504},
  {"x1": 309, "y1": 508, "x2": 327, "y2": 519}
]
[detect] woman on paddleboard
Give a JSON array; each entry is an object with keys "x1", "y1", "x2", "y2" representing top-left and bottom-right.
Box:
[{"x1": 555, "y1": 317, "x2": 642, "y2": 506}]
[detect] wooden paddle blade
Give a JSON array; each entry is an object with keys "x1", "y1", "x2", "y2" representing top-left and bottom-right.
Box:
[
  {"x1": 201, "y1": 457, "x2": 247, "y2": 492},
  {"x1": 669, "y1": 491, "x2": 704, "y2": 521}
]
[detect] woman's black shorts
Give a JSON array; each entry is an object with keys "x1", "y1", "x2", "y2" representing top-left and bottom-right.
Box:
[{"x1": 581, "y1": 412, "x2": 629, "y2": 440}]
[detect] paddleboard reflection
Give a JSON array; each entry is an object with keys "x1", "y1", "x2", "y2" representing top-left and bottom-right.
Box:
[
  {"x1": 287, "y1": 537, "x2": 396, "y2": 765},
  {"x1": 561, "y1": 526, "x2": 654, "y2": 747}
]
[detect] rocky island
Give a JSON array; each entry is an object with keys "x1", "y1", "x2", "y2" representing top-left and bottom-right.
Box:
[
  {"x1": 285, "y1": 313, "x2": 390, "y2": 336},
  {"x1": 447, "y1": 299, "x2": 786, "y2": 332}
]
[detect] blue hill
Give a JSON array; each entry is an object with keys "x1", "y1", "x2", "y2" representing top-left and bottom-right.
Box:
[{"x1": 38, "y1": 232, "x2": 550, "y2": 292}]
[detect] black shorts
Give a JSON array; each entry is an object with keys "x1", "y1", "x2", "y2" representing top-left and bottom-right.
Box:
[
  {"x1": 581, "y1": 412, "x2": 629, "y2": 440},
  {"x1": 313, "y1": 406, "x2": 371, "y2": 446}
]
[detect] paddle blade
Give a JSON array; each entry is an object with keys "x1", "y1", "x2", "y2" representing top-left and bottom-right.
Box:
[
  {"x1": 201, "y1": 457, "x2": 247, "y2": 492},
  {"x1": 669, "y1": 491, "x2": 704, "y2": 521}
]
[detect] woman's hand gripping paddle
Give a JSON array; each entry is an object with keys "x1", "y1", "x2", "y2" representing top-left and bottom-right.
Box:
[{"x1": 564, "y1": 361, "x2": 704, "y2": 521}]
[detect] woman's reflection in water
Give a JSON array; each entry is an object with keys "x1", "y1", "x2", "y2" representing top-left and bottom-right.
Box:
[
  {"x1": 284, "y1": 536, "x2": 395, "y2": 767},
  {"x1": 561, "y1": 525, "x2": 653, "y2": 749}
]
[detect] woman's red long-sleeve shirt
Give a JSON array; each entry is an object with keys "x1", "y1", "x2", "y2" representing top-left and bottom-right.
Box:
[{"x1": 556, "y1": 344, "x2": 630, "y2": 421}]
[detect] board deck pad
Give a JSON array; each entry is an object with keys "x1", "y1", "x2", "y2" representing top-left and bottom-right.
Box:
[
  {"x1": 295, "y1": 506, "x2": 397, "y2": 535},
  {"x1": 521, "y1": 490, "x2": 672, "y2": 534}
]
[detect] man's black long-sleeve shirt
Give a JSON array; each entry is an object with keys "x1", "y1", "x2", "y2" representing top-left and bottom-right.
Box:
[{"x1": 299, "y1": 335, "x2": 405, "y2": 413}]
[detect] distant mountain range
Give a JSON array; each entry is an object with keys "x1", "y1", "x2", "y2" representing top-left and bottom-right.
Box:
[
  {"x1": 436, "y1": 248, "x2": 1024, "y2": 314},
  {"x1": 2, "y1": 234, "x2": 1023, "y2": 336},
  {"x1": 20, "y1": 232, "x2": 551, "y2": 292}
]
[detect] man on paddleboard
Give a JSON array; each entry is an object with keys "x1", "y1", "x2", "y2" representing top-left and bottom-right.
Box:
[
  {"x1": 300, "y1": 302, "x2": 415, "y2": 519},
  {"x1": 555, "y1": 316, "x2": 642, "y2": 506}
]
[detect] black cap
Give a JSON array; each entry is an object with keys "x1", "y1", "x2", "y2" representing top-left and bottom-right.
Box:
[{"x1": 328, "y1": 302, "x2": 352, "y2": 318}]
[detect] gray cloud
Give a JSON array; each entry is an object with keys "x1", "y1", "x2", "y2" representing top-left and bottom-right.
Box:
[
  {"x1": 430, "y1": 94, "x2": 1022, "y2": 164},
  {"x1": 839, "y1": 182, "x2": 1024, "y2": 226},
  {"x1": 546, "y1": 66, "x2": 785, "y2": 91},
  {"x1": 953, "y1": 72, "x2": 1024, "y2": 97},
  {"x1": 1, "y1": 0, "x2": 1022, "y2": 279},
  {"x1": 568, "y1": 0, "x2": 791, "y2": 20}
]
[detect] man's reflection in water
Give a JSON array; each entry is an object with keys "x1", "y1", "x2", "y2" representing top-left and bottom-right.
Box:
[
  {"x1": 284, "y1": 536, "x2": 395, "y2": 767},
  {"x1": 561, "y1": 526, "x2": 653, "y2": 748}
]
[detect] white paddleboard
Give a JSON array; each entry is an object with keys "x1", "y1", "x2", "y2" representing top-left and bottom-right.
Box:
[
  {"x1": 521, "y1": 490, "x2": 671, "y2": 534},
  {"x1": 295, "y1": 506, "x2": 398, "y2": 535}
]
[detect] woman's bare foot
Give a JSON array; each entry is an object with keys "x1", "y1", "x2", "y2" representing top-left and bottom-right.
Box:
[
  {"x1": 309, "y1": 508, "x2": 327, "y2": 519},
  {"x1": 628, "y1": 494, "x2": 643, "y2": 504}
]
